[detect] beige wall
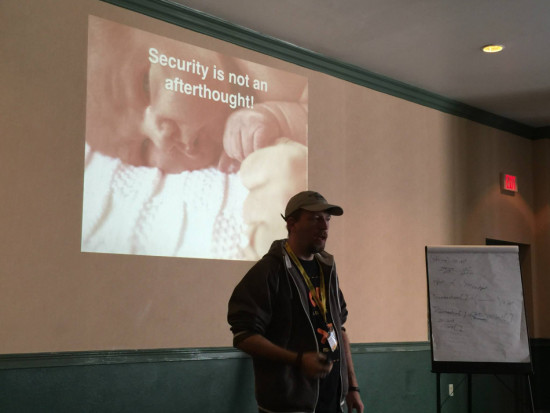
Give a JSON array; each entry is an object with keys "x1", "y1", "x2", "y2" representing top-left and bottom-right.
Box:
[
  {"x1": 307, "y1": 80, "x2": 537, "y2": 342},
  {"x1": 533, "y1": 139, "x2": 550, "y2": 337},
  {"x1": 0, "y1": 0, "x2": 547, "y2": 353}
]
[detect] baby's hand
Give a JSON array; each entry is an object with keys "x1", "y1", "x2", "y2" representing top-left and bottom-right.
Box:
[
  {"x1": 239, "y1": 139, "x2": 307, "y2": 258},
  {"x1": 222, "y1": 105, "x2": 282, "y2": 162}
]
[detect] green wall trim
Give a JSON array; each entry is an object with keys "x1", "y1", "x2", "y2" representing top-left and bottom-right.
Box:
[
  {"x1": 100, "y1": 0, "x2": 547, "y2": 139},
  {"x1": 0, "y1": 342, "x2": 429, "y2": 371},
  {"x1": 352, "y1": 341, "x2": 430, "y2": 353},
  {"x1": 0, "y1": 347, "x2": 245, "y2": 370},
  {"x1": 2, "y1": 341, "x2": 547, "y2": 412},
  {"x1": 4, "y1": 339, "x2": 546, "y2": 371}
]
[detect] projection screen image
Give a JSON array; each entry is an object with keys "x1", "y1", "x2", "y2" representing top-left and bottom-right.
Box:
[{"x1": 82, "y1": 16, "x2": 308, "y2": 260}]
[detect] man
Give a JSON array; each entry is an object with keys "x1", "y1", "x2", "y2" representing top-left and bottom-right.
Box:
[{"x1": 228, "y1": 191, "x2": 364, "y2": 412}]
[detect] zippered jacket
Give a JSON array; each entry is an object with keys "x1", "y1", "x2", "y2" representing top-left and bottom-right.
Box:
[{"x1": 227, "y1": 239, "x2": 349, "y2": 412}]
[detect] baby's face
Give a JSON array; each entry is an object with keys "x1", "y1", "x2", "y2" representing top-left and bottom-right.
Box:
[
  {"x1": 141, "y1": 48, "x2": 230, "y2": 173},
  {"x1": 86, "y1": 19, "x2": 230, "y2": 173}
]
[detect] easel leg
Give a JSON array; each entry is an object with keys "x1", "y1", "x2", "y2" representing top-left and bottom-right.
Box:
[
  {"x1": 437, "y1": 372, "x2": 441, "y2": 413},
  {"x1": 527, "y1": 374, "x2": 535, "y2": 413},
  {"x1": 467, "y1": 373, "x2": 472, "y2": 413}
]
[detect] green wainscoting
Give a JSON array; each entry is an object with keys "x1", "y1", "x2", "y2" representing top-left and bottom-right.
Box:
[{"x1": 1, "y1": 341, "x2": 548, "y2": 412}]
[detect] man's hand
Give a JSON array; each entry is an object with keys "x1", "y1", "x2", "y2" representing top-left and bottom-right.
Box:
[
  {"x1": 346, "y1": 389, "x2": 364, "y2": 412},
  {"x1": 341, "y1": 329, "x2": 364, "y2": 412},
  {"x1": 299, "y1": 352, "x2": 333, "y2": 379}
]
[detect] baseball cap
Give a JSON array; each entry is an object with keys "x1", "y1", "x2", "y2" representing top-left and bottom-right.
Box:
[{"x1": 282, "y1": 191, "x2": 343, "y2": 220}]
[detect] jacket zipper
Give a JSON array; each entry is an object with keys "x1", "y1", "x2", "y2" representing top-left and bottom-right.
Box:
[
  {"x1": 329, "y1": 264, "x2": 346, "y2": 409},
  {"x1": 284, "y1": 251, "x2": 320, "y2": 410}
]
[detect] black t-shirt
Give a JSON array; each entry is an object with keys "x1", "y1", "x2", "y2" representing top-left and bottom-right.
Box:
[{"x1": 298, "y1": 258, "x2": 341, "y2": 413}]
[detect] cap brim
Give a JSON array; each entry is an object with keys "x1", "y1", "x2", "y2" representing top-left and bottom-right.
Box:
[{"x1": 302, "y1": 203, "x2": 343, "y2": 216}]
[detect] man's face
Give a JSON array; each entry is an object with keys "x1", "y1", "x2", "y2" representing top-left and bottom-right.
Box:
[{"x1": 290, "y1": 210, "x2": 331, "y2": 256}]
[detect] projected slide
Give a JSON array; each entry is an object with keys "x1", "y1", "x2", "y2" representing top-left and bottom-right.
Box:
[{"x1": 82, "y1": 16, "x2": 308, "y2": 260}]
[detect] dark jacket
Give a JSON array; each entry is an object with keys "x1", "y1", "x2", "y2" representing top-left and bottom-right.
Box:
[{"x1": 227, "y1": 240, "x2": 349, "y2": 413}]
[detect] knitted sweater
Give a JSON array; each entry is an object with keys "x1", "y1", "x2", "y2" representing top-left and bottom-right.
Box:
[{"x1": 81, "y1": 143, "x2": 251, "y2": 260}]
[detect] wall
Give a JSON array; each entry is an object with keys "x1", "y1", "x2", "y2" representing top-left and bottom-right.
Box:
[
  {"x1": 1, "y1": 0, "x2": 545, "y2": 354},
  {"x1": 533, "y1": 139, "x2": 550, "y2": 337},
  {"x1": 1, "y1": 0, "x2": 549, "y2": 411}
]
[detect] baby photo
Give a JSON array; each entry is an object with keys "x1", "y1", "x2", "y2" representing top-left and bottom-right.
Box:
[{"x1": 82, "y1": 16, "x2": 308, "y2": 260}]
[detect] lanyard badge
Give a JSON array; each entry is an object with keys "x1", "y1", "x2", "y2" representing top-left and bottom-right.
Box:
[{"x1": 327, "y1": 330, "x2": 338, "y2": 352}]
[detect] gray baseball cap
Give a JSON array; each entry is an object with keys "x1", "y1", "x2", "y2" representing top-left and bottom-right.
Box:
[{"x1": 282, "y1": 191, "x2": 343, "y2": 220}]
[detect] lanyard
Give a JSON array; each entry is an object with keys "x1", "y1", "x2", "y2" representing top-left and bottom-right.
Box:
[{"x1": 284, "y1": 242, "x2": 328, "y2": 324}]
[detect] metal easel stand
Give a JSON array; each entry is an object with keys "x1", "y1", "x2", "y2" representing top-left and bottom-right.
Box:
[{"x1": 436, "y1": 372, "x2": 535, "y2": 413}]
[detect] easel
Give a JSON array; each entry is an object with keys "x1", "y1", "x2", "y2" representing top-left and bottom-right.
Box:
[{"x1": 426, "y1": 246, "x2": 535, "y2": 413}]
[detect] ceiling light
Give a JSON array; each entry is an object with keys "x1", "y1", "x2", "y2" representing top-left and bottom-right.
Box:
[{"x1": 482, "y1": 44, "x2": 504, "y2": 53}]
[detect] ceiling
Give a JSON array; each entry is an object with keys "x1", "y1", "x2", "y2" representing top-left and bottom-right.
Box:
[{"x1": 172, "y1": 0, "x2": 550, "y2": 130}]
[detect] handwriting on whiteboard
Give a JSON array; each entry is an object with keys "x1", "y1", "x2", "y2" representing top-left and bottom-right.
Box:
[{"x1": 426, "y1": 247, "x2": 529, "y2": 363}]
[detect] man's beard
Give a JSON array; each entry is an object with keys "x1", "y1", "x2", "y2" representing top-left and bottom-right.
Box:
[{"x1": 307, "y1": 240, "x2": 326, "y2": 255}]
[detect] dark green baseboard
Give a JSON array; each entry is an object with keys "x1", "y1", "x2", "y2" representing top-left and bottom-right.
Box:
[{"x1": 0, "y1": 340, "x2": 548, "y2": 412}]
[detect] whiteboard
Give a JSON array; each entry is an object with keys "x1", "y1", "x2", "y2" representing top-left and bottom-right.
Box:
[{"x1": 426, "y1": 246, "x2": 531, "y2": 373}]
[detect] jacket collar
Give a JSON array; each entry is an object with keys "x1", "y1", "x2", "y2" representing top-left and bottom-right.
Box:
[{"x1": 267, "y1": 239, "x2": 335, "y2": 268}]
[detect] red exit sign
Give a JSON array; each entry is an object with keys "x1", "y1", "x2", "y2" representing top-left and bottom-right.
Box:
[{"x1": 501, "y1": 173, "x2": 518, "y2": 192}]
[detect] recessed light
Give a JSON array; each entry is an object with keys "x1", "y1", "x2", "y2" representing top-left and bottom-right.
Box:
[{"x1": 482, "y1": 44, "x2": 504, "y2": 53}]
